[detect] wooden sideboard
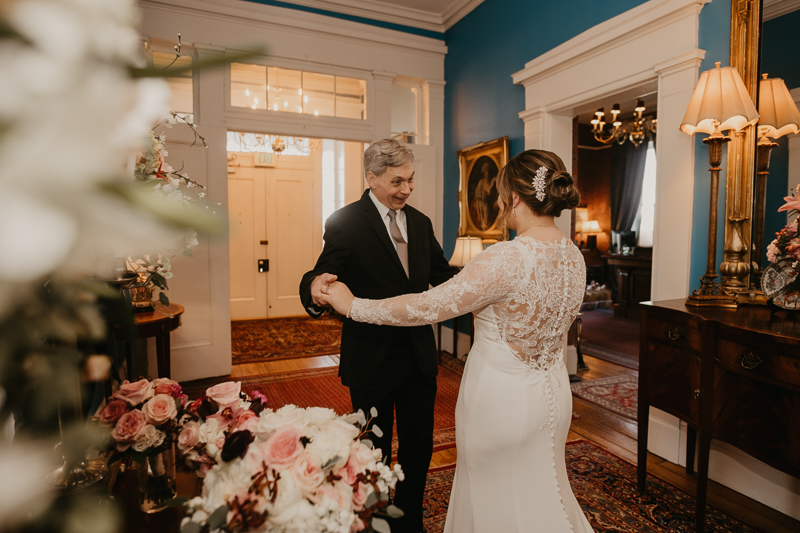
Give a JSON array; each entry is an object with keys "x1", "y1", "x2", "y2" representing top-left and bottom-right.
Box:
[{"x1": 638, "y1": 300, "x2": 800, "y2": 533}]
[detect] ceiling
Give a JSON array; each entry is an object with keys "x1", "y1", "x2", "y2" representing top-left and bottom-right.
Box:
[{"x1": 273, "y1": 0, "x2": 485, "y2": 32}]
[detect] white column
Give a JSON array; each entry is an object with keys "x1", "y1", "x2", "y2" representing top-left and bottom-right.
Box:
[
  {"x1": 421, "y1": 79, "x2": 446, "y2": 238},
  {"x1": 371, "y1": 70, "x2": 396, "y2": 140},
  {"x1": 651, "y1": 51, "x2": 704, "y2": 302}
]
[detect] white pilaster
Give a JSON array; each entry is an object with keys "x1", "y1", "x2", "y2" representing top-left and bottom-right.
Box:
[{"x1": 372, "y1": 71, "x2": 396, "y2": 141}]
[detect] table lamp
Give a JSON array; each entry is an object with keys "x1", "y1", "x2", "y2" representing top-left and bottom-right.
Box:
[
  {"x1": 680, "y1": 62, "x2": 759, "y2": 307},
  {"x1": 582, "y1": 220, "x2": 602, "y2": 250},
  {"x1": 752, "y1": 74, "x2": 800, "y2": 280},
  {"x1": 449, "y1": 236, "x2": 484, "y2": 267}
]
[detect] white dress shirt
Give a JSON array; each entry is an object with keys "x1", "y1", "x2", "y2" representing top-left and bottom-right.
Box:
[{"x1": 369, "y1": 189, "x2": 408, "y2": 249}]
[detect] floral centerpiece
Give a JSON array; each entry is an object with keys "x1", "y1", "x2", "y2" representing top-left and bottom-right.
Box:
[
  {"x1": 96, "y1": 377, "x2": 189, "y2": 511},
  {"x1": 180, "y1": 400, "x2": 404, "y2": 533},
  {"x1": 762, "y1": 186, "x2": 800, "y2": 309},
  {"x1": 126, "y1": 114, "x2": 213, "y2": 308}
]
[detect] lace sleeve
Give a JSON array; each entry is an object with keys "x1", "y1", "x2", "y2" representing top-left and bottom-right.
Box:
[{"x1": 349, "y1": 242, "x2": 521, "y2": 326}]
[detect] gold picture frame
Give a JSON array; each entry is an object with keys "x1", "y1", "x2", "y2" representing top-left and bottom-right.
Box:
[{"x1": 457, "y1": 136, "x2": 509, "y2": 240}]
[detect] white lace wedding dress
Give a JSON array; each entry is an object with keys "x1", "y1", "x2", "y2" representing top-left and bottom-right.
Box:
[{"x1": 349, "y1": 236, "x2": 593, "y2": 532}]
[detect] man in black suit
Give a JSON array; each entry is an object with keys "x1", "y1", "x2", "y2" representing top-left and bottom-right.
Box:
[{"x1": 300, "y1": 139, "x2": 459, "y2": 533}]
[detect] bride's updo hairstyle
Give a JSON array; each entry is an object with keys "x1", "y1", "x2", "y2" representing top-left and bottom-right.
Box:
[{"x1": 496, "y1": 149, "x2": 580, "y2": 233}]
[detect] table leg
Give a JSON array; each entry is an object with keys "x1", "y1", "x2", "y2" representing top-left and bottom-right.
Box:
[
  {"x1": 155, "y1": 333, "x2": 171, "y2": 379},
  {"x1": 696, "y1": 432, "x2": 711, "y2": 533},
  {"x1": 686, "y1": 425, "x2": 697, "y2": 475}
]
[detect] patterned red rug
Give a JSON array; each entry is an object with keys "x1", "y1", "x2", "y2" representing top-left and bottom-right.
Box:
[
  {"x1": 421, "y1": 440, "x2": 760, "y2": 533},
  {"x1": 570, "y1": 374, "x2": 637, "y2": 420},
  {"x1": 181, "y1": 356, "x2": 464, "y2": 456},
  {"x1": 231, "y1": 315, "x2": 343, "y2": 364}
]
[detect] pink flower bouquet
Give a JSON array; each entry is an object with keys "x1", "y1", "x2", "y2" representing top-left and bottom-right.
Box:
[
  {"x1": 180, "y1": 404, "x2": 404, "y2": 533},
  {"x1": 176, "y1": 382, "x2": 268, "y2": 475},
  {"x1": 95, "y1": 377, "x2": 189, "y2": 463}
]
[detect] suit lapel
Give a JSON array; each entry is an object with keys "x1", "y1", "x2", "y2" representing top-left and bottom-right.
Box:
[
  {"x1": 406, "y1": 209, "x2": 417, "y2": 280},
  {"x1": 360, "y1": 190, "x2": 407, "y2": 278}
]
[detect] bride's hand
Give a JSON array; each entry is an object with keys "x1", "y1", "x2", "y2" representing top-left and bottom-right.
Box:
[{"x1": 317, "y1": 281, "x2": 355, "y2": 316}]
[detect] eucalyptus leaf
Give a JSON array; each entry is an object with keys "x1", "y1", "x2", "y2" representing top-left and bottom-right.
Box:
[
  {"x1": 360, "y1": 438, "x2": 373, "y2": 449},
  {"x1": 385, "y1": 505, "x2": 404, "y2": 518},
  {"x1": 372, "y1": 424, "x2": 383, "y2": 438},
  {"x1": 370, "y1": 406, "x2": 378, "y2": 417},
  {"x1": 181, "y1": 521, "x2": 202, "y2": 533},
  {"x1": 183, "y1": 248, "x2": 193, "y2": 257},
  {"x1": 322, "y1": 455, "x2": 341, "y2": 471},
  {"x1": 207, "y1": 504, "x2": 229, "y2": 530},
  {"x1": 371, "y1": 517, "x2": 391, "y2": 533},
  {"x1": 365, "y1": 491, "x2": 379, "y2": 509}
]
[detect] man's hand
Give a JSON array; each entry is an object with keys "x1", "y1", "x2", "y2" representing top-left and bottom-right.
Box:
[
  {"x1": 310, "y1": 273, "x2": 338, "y2": 306},
  {"x1": 317, "y1": 281, "x2": 355, "y2": 316}
]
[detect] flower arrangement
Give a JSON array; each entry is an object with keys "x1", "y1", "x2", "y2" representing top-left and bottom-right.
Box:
[
  {"x1": 96, "y1": 377, "x2": 189, "y2": 462},
  {"x1": 762, "y1": 185, "x2": 800, "y2": 308},
  {"x1": 126, "y1": 113, "x2": 214, "y2": 307},
  {"x1": 180, "y1": 401, "x2": 404, "y2": 533}
]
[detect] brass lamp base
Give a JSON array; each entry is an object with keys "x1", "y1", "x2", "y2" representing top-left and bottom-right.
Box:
[{"x1": 686, "y1": 276, "x2": 738, "y2": 308}]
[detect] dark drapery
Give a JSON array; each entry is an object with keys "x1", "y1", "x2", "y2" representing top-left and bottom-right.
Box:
[{"x1": 610, "y1": 140, "x2": 649, "y2": 232}]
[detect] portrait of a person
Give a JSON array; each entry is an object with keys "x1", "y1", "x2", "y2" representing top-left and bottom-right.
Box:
[{"x1": 468, "y1": 156, "x2": 500, "y2": 230}]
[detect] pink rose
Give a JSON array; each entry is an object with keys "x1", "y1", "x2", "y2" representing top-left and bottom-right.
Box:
[
  {"x1": 97, "y1": 399, "x2": 128, "y2": 424},
  {"x1": 177, "y1": 421, "x2": 200, "y2": 452},
  {"x1": 314, "y1": 482, "x2": 352, "y2": 511},
  {"x1": 352, "y1": 482, "x2": 368, "y2": 511},
  {"x1": 236, "y1": 410, "x2": 259, "y2": 432},
  {"x1": 292, "y1": 452, "x2": 324, "y2": 492},
  {"x1": 112, "y1": 379, "x2": 154, "y2": 406},
  {"x1": 205, "y1": 381, "x2": 241, "y2": 406},
  {"x1": 111, "y1": 410, "x2": 147, "y2": 450},
  {"x1": 142, "y1": 394, "x2": 178, "y2": 426},
  {"x1": 259, "y1": 425, "x2": 302, "y2": 471}
]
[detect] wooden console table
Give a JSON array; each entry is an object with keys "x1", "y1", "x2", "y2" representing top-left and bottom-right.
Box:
[
  {"x1": 638, "y1": 300, "x2": 800, "y2": 532},
  {"x1": 603, "y1": 251, "x2": 652, "y2": 319},
  {"x1": 114, "y1": 304, "x2": 184, "y2": 379}
]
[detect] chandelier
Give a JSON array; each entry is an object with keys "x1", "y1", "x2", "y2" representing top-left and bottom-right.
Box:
[
  {"x1": 591, "y1": 99, "x2": 657, "y2": 147},
  {"x1": 228, "y1": 132, "x2": 320, "y2": 155}
]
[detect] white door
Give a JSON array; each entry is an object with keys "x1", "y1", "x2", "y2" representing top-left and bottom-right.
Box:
[{"x1": 228, "y1": 151, "x2": 319, "y2": 319}]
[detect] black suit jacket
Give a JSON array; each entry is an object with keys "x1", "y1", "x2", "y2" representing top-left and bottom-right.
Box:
[{"x1": 300, "y1": 189, "x2": 459, "y2": 390}]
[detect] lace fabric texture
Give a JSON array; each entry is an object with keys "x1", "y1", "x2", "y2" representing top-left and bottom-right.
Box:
[{"x1": 349, "y1": 236, "x2": 586, "y2": 372}]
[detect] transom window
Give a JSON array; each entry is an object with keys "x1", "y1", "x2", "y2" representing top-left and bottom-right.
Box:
[{"x1": 230, "y1": 63, "x2": 366, "y2": 120}]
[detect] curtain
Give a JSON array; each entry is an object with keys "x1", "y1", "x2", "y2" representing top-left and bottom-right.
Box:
[{"x1": 610, "y1": 140, "x2": 649, "y2": 232}]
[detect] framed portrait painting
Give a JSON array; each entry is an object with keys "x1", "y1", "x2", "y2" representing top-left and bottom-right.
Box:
[{"x1": 457, "y1": 136, "x2": 509, "y2": 240}]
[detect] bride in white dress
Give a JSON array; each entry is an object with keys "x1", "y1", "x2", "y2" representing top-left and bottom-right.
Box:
[{"x1": 320, "y1": 149, "x2": 593, "y2": 533}]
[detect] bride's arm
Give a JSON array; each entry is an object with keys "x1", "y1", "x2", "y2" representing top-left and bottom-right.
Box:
[{"x1": 347, "y1": 242, "x2": 520, "y2": 327}]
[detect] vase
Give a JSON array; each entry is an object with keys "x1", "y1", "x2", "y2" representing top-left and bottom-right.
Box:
[
  {"x1": 761, "y1": 258, "x2": 800, "y2": 310},
  {"x1": 137, "y1": 445, "x2": 177, "y2": 513},
  {"x1": 128, "y1": 272, "x2": 154, "y2": 312}
]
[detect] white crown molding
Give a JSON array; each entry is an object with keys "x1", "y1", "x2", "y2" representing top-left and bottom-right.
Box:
[
  {"x1": 764, "y1": 0, "x2": 800, "y2": 21},
  {"x1": 262, "y1": 0, "x2": 483, "y2": 33},
  {"x1": 512, "y1": 0, "x2": 709, "y2": 87},
  {"x1": 442, "y1": 0, "x2": 485, "y2": 30},
  {"x1": 138, "y1": 0, "x2": 448, "y2": 56}
]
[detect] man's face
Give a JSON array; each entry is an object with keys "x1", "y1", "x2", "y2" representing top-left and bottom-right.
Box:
[{"x1": 368, "y1": 163, "x2": 415, "y2": 211}]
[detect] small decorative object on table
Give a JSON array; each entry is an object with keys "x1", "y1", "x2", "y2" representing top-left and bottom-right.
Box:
[
  {"x1": 95, "y1": 377, "x2": 189, "y2": 512},
  {"x1": 762, "y1": 186, "x2": 800, "y2": 309},
  {"x1": 180, "y1": 389, "x2": 404, "y2": 533}
]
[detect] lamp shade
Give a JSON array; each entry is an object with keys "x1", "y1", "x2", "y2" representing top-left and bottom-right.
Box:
[
  {"x1": 449, "y1": 236, "x2": 483, "y2": 267},
  {"x1": 583, "y1": 220, "x2": 602, "y2": 234},
  {"x1": 758, "y1": 75, "x2": 800, "y2": 139},
  {"x1": 680, "y1": 62, "x2": 759, "y2": 135}
]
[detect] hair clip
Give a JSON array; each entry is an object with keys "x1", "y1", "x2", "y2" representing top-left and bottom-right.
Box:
[{"x1": 532, "y1": 166, "x2": 547, "y2": 202}]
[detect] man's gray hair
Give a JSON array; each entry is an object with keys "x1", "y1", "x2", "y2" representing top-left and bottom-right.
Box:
[{"x1": 364, "y1": 138, "x2": 414, "y2": 178}]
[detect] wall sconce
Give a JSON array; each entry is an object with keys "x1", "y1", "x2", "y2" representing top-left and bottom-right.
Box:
[{"x1": 680, "y1": 62, "x2": 759, "y2": 308}]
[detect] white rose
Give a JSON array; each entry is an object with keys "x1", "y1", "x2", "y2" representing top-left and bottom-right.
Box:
[
  {"x1": 255, "y1": 405, "x2": 307, "y2": 437},
  {"x1": 132, "y1": 425, "x2": 165, "y2": 452},
  {"x1": 198, "y1": 418, "x2": 225, "y2": 447},
  {"x1": 304, "y1": 407, "x2": 338, "y2": 427},
  {"x1": 267, "y1": 473, "x2": 305, "y2": 524},
  {"x1": 305, "y1": 419, "x2": 359, "y2": 469}
]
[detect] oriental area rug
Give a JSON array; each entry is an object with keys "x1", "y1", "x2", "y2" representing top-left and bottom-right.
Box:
[
  {"x1": 231, "y1": 315, "x2": 343, "y2": 364},
  {"x1": 181, "y1": 356, "x2": 464, "y2": 456},
  {"x1": 570, "y1": 374, "x2": 638, "y2": 420},
  {"x1": 421, "y1": 440, "x2": 760, "y2": 533}
]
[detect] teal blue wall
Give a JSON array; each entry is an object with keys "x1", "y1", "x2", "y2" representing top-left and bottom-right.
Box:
[
  {"x1": 688, "y1": 0, "x2": 731, "y2": 291},
  {"x1": 441, "y1": 0, "x2": 649, "y2": 257},
  {"x1": 759, "y1": 10, "x2": 800, "y2": 262}
]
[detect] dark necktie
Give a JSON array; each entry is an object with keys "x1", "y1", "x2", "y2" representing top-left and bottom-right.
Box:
[{"x1": 387, "y1": 210, "x2": 409, "y2": 278}]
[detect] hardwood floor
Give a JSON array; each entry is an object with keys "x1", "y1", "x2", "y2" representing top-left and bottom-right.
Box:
[{"x1": 230, "y1": 352, "x2": 800, "y2": 532}]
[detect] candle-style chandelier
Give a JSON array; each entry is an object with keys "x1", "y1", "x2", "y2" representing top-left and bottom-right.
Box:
[{"x1": 591, "y1": 99, "x2": 657, "y2": 147}]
